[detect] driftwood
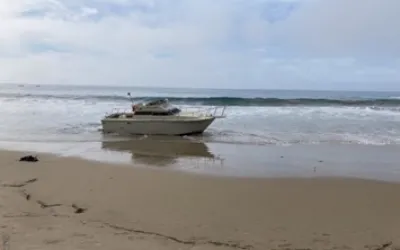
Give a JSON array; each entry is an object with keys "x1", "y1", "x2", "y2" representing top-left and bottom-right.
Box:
[
  {"x1": 374, "y1": 242, "x2": 392, "y2": 250},
  {"x1": 1, "y1": 178, "x2": 38, "y2": 188},
  {"x1": 72, "y1": 204, "x2": 87, "y2": 214},
  {"x1": 36, "y1": 200, "x2": 63, "y2": 209},
  {"x1": 2, "y1": 234, "x2": 9, "y2": 250},
  {"x1": 19, "y1": 189, "x2": 31, "y2": 200}
]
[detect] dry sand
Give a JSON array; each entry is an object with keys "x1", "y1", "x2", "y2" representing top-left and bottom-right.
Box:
[{"x1": 0, "y1": 150, "x2": 400, "y2": 250}]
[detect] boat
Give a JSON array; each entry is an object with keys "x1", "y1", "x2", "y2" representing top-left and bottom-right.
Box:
[{"x1": 101, "y1": 98, "x2": 226, "y2": 136}]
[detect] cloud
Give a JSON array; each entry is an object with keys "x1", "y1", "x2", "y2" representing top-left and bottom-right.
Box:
[
  {"x1": 272, "y1": 0, "x2": 400, "y2": 59},
  {"x1": 0, "y1": 0, "x2": 398, "y2": 90}
]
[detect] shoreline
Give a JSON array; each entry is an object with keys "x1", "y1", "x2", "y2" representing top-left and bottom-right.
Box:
[
  {"x1": 1, "y1": 149, "x2": 400, "y2": 249},
  {"x1": 1, "y1": 140, "x2": 400, "y2": 183},
  {"x1": 1, "y1": 147, "x2": 396, "y2": 182}
]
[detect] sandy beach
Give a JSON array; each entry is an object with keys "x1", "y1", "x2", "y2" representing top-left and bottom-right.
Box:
[{"x1": 0, "y1": 150, "x2": 400, "y2": 250}]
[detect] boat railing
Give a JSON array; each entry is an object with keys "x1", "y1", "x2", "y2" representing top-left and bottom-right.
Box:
[
  {"x1": 178, "y1": 106, "x2": 226, "y2": 118},
  {"x1": 104, "y1": 106, "x2": 227, "y2": 118},
  {"x1": 105, "y1": 107, "x2": 132, "y2": 116}
]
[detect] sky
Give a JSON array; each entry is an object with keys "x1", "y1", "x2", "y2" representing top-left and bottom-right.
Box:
[{"x1": 0, "y1": 0, "x2": 399, "y2": 90}]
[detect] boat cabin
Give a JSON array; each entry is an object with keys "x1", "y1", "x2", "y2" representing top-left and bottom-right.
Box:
[
  {"x1": 132, "y1": 98, "x2": 181, "y2": 116},
  {"x1": 106, "y1": 98, "x2": 181, "y2": 119}
]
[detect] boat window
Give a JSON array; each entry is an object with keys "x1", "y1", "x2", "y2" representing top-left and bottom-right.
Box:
[
  {"x1": 169, "y1": 108, "x2": 181, "y2": 115},
  {"x1": 134, "y1": 108, "x2": 181, "y2": 116},
  {"x1": 107, "y1": 113, "x2": 120, "y2": 118},
  {"x1": 145, "y1": 99, "x2": 168, "y2": 106}
]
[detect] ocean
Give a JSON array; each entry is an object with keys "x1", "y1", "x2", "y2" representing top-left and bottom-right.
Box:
[{"x1": 1, "y1": 84, "x2": 400, "y2": 181}]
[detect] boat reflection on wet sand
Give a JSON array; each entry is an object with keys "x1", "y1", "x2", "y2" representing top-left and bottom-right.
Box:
[{"x1": 101, "y1": 136, "x2": 219, "y2": 167}]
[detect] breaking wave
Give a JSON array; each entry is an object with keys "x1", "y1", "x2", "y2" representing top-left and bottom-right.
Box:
[{"x1": 2, "y1": 92, "x2": 400, "y2": 107}]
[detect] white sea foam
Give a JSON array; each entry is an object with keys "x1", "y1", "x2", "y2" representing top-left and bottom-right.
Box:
[{"x1": 1, "y1": 85, "x2": 400, "y2": 146}]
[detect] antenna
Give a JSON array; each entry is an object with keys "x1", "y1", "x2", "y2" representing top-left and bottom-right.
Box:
[{"x1": 127, "y1": 92, "x2": 133, "y2": 104}]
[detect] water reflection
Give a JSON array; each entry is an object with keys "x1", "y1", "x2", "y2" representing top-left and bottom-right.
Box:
[{"x1": 101, "y1": 136, "x2": 217, "y2": 167}]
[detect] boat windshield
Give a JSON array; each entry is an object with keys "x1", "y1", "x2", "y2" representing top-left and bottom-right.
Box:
[
  {"x1": 144, "y1": 98, "x2": 169, "y2": 106},
  {"x1": 134, "y1": 107, "x2": 181, "y2": 116}
]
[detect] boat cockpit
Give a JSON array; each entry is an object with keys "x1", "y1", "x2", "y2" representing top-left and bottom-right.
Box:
[
  {"x1": 133, "y1": 107, "x2": 181, "y2": 116},
  {"x1": 133, "y1": 98, "x2": 181, "y2": 116},
  {"x1": 143, "y1": 98, "x2": 169, "y2": 107},
  {"x1": 106, "y1": 98, "x2": 182, "y2": 119}
]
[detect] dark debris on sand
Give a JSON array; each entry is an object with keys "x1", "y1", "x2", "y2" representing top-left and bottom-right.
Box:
[{"x1": 19, "y1": 155, "x2": 39, "y2": 162}]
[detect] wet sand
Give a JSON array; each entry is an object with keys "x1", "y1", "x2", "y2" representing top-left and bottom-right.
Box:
[
  {"x1": 1, "y1": 150, "x2": 400, "y2": 249},
  {"x1": 2, "y1": 137, "x2": 400, "y2": 182}
]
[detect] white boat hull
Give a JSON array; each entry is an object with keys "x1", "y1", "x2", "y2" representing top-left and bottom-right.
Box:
[{"x1": 101, "y1": 116, "x2": 216, "y2": 136}]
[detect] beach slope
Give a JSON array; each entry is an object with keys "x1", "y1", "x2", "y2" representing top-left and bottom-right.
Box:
[{"x1": 0, "y1": 150, "x2": 400, "y2": 249}]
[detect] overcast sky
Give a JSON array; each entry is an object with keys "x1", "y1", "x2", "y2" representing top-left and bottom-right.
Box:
[{"x1": 0, "y1": 0, "x2": 399, "y2": 90}]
